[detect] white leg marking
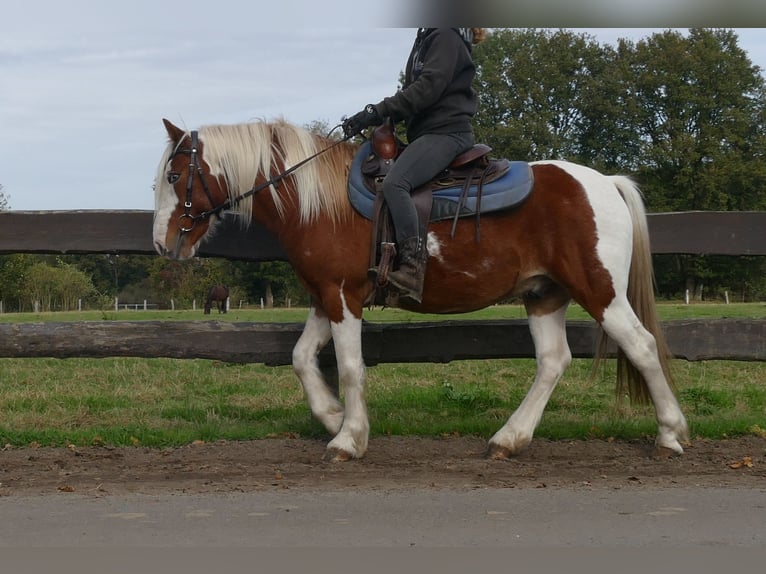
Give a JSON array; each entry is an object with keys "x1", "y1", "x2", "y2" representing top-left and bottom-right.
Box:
[
  {"x1": 325, "y1": 291, "x2": 369, "y2": 459},
  {"x1": 601, "y1": 299, "x2": 689, "y2": 453},
  {"x1": 292, "y1": 307, "x2": 343, "y2": 434},
  {"x1": 489, "y1": 305, "x2": 571, "y2": 455}
]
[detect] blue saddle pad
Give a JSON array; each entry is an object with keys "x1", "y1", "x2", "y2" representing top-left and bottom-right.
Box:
[{"x1": 347, "y1": 141, "x2": 534, "y2": 222}]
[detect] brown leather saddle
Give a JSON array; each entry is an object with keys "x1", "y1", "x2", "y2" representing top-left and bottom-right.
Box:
[{"x1": 364, "y1": 124, "x2": 510, "y2": 221}]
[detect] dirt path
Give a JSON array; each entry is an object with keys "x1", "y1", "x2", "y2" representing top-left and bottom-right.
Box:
[{"x1": 1, "y1": 436, "x2": 764, "y2": 496}]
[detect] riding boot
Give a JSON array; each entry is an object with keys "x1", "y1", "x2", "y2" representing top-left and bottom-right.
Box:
[{"x1": 388, "y1": 236, "x2": 427, "y2": 304}]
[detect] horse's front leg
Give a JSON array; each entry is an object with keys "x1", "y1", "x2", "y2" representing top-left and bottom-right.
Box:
[
  {"x1": 324, "y1": 302, "x2": 368, "y2": 462},
  {"x1": 292, "y1": 306, "x2": 344, "y2": 435}
]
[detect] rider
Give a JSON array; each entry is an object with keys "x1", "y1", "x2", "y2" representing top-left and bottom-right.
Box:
[{"x1": 343, "y1": 28, "x2": 486, "y2": 304}]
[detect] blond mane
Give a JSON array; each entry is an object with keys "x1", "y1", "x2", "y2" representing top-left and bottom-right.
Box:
[{"x1": 196, "y1": 120, "x2": 353, "y2": 226}]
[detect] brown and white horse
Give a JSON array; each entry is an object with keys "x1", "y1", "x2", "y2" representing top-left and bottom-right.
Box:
[{"x1": 153, "y1": 118, "x2": 688, "y2": 462}]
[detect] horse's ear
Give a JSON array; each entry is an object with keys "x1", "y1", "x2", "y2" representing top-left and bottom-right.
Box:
[{"x1": 162, "y1": 118, "x2": 185, "y2": 143}]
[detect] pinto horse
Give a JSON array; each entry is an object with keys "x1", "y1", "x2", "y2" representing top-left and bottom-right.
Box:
[
  {"x1": 153, "y1": 118, "x2": 688, "y2": 462},
  {"x1": 204, "y1": 285, "x2": 229, "y2": 314}
]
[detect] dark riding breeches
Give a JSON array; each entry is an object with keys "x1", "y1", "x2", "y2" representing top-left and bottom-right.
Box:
[{"x1": 381, "y1": 131, "x2": 473, "y2": 243}]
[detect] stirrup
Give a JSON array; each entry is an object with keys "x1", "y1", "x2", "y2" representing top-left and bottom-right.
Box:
[{"x1": 369, "y1": 242, "x2": 396, "y2": 287}]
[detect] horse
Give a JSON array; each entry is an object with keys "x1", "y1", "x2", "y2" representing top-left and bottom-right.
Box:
[
  {"x1": 204, "y1": 284, "x2": 229, "y2": 314},
  {"x1": 153, "y1": 118, "x2": 689, "y2": 462}
]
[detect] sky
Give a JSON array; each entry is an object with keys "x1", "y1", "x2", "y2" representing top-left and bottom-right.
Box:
[{"x1": 2, "y1": 1, "x2": 765, "y2": 211}]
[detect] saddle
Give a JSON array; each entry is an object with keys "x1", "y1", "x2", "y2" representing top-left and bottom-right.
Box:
[{"x1": 348, "y1": 124, "x2": 534, "y2": 301}]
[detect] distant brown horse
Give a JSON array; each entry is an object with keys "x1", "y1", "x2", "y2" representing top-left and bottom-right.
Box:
[
  {"x1": 153, "y1": 118, "x2": 688, "y2": 463},
  {"x1": 204, "y1": 285, "x2": 229, "y2": 314}
]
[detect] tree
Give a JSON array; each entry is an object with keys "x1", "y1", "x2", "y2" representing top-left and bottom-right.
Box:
[
  {"x1": 226, "y1": 260, "x2": 308, "y2": 308},
  {"x1": 0, "y1": 254, "x2": 35, "y2": 311},
  {"x1": 622, "y1": 28, "x2": 766, "y2": 212},
  {"x1": 146, "y1": 257, "x2": 248, "y2": 309},
  {"x1": 148, "y1": 258, "x2": 206, "y2": 308},
  {"x1": 21, "y1": 261, "x2": 95, "y2": 311},
  {"x1": 0, "y1": 184, "x2": 9, "y2": 211},
  {"x1": 473, "y1": 29, "x2": 611, "y2": 162},
  {"x1": 69, "y1": 254, "x2": 152, "y2": 296}
]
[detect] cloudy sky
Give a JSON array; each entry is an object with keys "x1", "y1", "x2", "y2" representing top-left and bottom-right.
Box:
[{"x1": 2, "y1": 0, "x2": 765, "y2": 211}]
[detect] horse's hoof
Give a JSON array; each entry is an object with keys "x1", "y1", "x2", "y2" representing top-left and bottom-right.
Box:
[
  {"x1": 323, "y1": 447, "x2": 353, "y2": 463},
  {"x1": 486, "y1": 443, "x2": 515, "y2": 460},
  {"x1": 652, "y1": 445, "x2": 683, "y2": 459}
]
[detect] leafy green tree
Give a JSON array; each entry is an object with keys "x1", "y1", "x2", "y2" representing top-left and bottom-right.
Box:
[
  {"x1": 0, "y1": 184, "x2": 9, "y2": 211},
  {"x1": 473, "y1": 29, "x2": 610, "y2": 162},
  {"x1": 146, "y1": 257, "x2": 248, "y2": 309},
  {"x1": 226, "y1": 260, "x2": 308, "y2": 308},
  {"x1": 0, "y1": 254, "x2": 35, "y2": 311},
  {"x1": 623, "y1": 28, "x2": 766, "y2": 212},
  {"x1": 148, "y1": 258, "x2": 205, "y2": 308},
  {"x1": 69, "y1": 254, "x2": 152, "y2": 297},
  {"x1": 21, "y1": 261, "x2": 95, "y2": 311}
]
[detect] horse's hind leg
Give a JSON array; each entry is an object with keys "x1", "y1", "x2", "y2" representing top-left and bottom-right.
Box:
[
  {"x1": 292, "y1": 305, "x2": 344, "y2": 435},
  {"x1": 488, "y1": 290, "x2": 572, "y2": 459},
  {"x1": 600, "y1": 297, "x2": 688, "y2": 453}
]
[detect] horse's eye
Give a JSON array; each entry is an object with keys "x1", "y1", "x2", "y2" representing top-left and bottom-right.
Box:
[{"x1": 167, "y1": 172, "x2": 180, "y2": 184}]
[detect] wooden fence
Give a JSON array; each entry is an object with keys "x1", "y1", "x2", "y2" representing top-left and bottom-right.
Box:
[{"x1": 1, "y1": 210, "x2": 765, "y2": 364}]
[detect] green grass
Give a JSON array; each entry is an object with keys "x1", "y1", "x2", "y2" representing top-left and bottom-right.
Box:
[
  {"x1": 0, "y1": 355, "x2": 764, "y2": 448},
  {"x1": 0, "y1": 304, "x2": 764, "y2": 447},
  {"x1": 1, "y1": 302, "x2": 765, "y2": 323}
]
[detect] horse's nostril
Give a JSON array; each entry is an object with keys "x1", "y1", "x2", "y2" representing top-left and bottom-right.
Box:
[{"x1": 154, "y1": 241, "x2": 167, "y2": 256}]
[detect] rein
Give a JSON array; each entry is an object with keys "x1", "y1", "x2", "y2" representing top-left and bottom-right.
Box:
[{"x1": 174, "y1": 126, "x2": 352, "y2": 232}]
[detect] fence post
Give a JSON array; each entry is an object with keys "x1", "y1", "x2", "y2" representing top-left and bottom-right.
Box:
[
  {"x1": 171, "y1": 299, "x2": 175, "y2": 311},
  {"x1": 114, "y1": 297, "x2": 118, "y2": 312}
]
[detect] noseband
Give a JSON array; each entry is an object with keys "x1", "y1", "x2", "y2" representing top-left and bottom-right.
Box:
[{"x1": 169, "y1": 127, "x2": 352, "y2": 234}]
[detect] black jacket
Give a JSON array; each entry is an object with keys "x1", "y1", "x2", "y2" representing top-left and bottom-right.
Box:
[{"x1": 375, "y1": 28, "x2": 477, "y2": 142}]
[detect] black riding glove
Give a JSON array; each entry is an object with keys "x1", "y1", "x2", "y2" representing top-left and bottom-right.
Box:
[{"x1": 342, "y1": 104, "x2": 383, "y2": 137}]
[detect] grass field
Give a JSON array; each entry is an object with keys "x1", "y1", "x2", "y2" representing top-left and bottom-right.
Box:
[
  {"x1": 0, "y1": 303, "x2": 764, "y2": 447},
  {"x1": 1, "y1": 301, "x2": 765, "y2": 323}
]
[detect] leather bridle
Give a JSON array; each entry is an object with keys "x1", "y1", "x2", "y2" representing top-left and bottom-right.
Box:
[
  {"x1": 174, "y1": 130, "x2": 216, "y2": 232},
  {"x1": 168, "y1": 127, "x2": 352, "y2": 233}
]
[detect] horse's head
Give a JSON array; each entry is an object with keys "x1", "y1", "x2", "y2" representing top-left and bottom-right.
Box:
[{"x1": 153, "y1": 119, "x2": 228, "y2": 260}]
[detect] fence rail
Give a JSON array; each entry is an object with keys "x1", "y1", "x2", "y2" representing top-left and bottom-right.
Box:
[
  {"x1": 2, "y1": 210, "x2": 766, "y2": 258},
  {"x1": 0, "y1": 319, "x2": 764, "y2": 364}
]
